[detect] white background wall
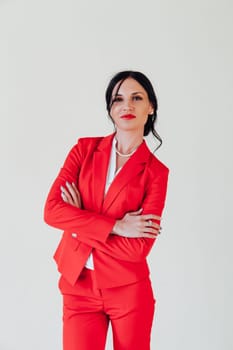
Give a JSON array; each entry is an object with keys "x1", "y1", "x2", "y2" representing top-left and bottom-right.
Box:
[{"x1": 1, "y1": 0, "x2": 233, "y2": 349}]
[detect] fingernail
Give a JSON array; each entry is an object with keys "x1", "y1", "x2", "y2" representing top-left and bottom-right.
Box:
[
  {"x1": 66, "y1": 181, "x2": 70, "y2": 187},
  {"x1": 60, "y1": 186, "x2": 65, "y2": 192}
]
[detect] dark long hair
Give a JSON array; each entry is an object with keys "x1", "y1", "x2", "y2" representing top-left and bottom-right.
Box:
[{"x1": 105, "y1": 70, "x2": 162, "y2": 150}]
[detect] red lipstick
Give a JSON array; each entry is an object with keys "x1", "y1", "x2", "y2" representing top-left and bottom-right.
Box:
[{"x1": 120, "y1": 114, "x2": 136, "y2": 119}]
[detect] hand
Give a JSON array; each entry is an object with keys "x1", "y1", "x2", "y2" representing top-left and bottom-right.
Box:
[
  {"x1": 112, "y1": 208, "x2": 161, "y2": 239},
  {"x1": 60, "y1": 181, "x2": 82, "y2": 208}
]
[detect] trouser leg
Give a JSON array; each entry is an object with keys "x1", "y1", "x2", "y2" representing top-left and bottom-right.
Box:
[
  {"x1": 59, "y1": 270, "x2": 109, "y2": 350},
  {"x1": 106, "y1": 278, "x2": 155, "y2": 350},
  {"x1": 62, "y1": 293, "x2": 109, "y2": 350}
]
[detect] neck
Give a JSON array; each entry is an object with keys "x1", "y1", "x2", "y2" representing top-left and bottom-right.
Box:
[{"x1": 115, "y1": 130, "x2": 144, "y2": 154}]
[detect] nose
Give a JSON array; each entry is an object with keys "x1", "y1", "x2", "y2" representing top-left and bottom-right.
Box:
[{"x1": 123, "y1": 98, "x2": 133, "y2": 111}]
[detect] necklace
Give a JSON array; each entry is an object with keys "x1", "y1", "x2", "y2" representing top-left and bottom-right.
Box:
[{"x1": 115, "y1": 145, "x2": 138, "y2": 157}]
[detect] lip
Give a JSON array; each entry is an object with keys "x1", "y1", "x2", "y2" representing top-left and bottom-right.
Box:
[{"x1": 120, "y1": 114, "x2": 136, "y2": 119}]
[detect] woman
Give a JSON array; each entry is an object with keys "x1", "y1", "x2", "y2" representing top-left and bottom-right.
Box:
[{"x1": 44, "y1": 70, "x2": 169, "y2": 350}]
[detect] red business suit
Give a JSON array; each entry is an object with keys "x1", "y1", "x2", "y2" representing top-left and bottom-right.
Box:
[{"x1": 44, "y1": 133, "x2": 169, "y2": 350}]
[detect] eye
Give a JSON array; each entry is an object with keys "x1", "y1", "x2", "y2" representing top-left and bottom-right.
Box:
[
  {"x1": 112, "y1": 96, "x2": 123, "y2": 103},
  {"x1": 132, "y1": 95, "x2": 143, "y2": 101}
]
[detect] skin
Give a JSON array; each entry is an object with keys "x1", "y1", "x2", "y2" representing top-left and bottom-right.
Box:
[{"x1": 61, "y1": 78, "x2": 161, "y2": 238}]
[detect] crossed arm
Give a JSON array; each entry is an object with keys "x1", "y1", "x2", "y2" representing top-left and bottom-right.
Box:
[
  {"x1": 58, "y1": 178, "x2": 167, "y2": 262},
  {"x1": 61, "y1": 181, "x2": 161, "y2": 239}
]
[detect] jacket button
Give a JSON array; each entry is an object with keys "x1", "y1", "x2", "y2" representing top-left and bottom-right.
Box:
[{"x1": 71, "y1": 233, "x2": 77, "y2": 238}]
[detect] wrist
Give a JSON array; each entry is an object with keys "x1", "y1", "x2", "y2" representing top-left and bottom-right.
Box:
[{"x1": 112, "y1": 220, "x2": 122, "y2": 236}]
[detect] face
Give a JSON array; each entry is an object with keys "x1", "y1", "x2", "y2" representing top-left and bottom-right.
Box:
[{"x1": 110, "y1": 78, "x2": 154, "y2": 133}]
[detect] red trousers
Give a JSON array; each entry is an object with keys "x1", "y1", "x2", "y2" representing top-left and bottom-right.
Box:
[{"x1": 59, "y1": 268, "x2": 156, "y2": 350}]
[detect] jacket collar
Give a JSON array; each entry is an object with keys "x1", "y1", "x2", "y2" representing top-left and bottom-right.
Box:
[{"x1": 92, "y1": 133, "x2": 151, "y2": 213}]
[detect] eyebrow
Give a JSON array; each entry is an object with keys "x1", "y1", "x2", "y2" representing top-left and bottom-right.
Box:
[{"x1": 113, "y1": 91, "x2": 145, "y2": 97}]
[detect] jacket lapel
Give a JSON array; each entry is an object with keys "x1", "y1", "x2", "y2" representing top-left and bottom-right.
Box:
[
  {"x1": 102, "y1": 141, "x2": 151, "y2": 213},
  {"x1": 92, "y1": 133, "x2": 115, "y2": 212}
]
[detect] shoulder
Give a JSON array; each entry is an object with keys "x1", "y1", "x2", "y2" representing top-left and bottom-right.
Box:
[
  {"x1": 144, "y1": 153, "x2": 169, "y2": 192},
  {"x1": 62, "y1": 134, "x2": 113, "y2": 166},
  {"x1": 145, "y1": 146, "x2": 169, "y2": 179},
  {"x1": 149, "y1": 153, "x2": 169, "y2": 173},
  {"x1": 77, "y1": 135, "x2": 104, "y2": 149},
  {"x1": 64, "y1": 136, "x2": 104, "y2": 160},
  {"x1": 71, "y1": 133, "x2": 114, "y2": 156},
  {"x1": 142, "y1": 141, "x2": 169, "y2": 172}
]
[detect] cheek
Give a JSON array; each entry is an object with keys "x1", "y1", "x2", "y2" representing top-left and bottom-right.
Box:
[
  {"x1": 142, "y1": 109, "x2": 151, "y2": 121},
  {"x1": 110, "y1": 105, "x2": 120, "y2": 119},
  {"x1": 141, "y1": 116, "x2": 149, "y2": 126},
  {"x1": 140, "y1": 107, "x2": 150, "y2": 119}
]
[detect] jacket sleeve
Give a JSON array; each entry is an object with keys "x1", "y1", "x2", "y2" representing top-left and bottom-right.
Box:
[
  {"x1": 75, "y1": 167, "x2": 169, "y2": 262},
  {"x1": 44, "y1": 139, "x2": 116, "y2": 243}
]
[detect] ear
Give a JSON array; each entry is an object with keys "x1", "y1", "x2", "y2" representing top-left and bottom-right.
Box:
[{"x1": 148, "y1": 104, "x2": 154, "y2": 115}]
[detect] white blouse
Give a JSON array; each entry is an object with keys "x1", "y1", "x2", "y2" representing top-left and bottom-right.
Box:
[{"x1": 85, "y1": 138, "x2": 121, "y2": 270}]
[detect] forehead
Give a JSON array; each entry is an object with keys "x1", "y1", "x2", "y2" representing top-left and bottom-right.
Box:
[{"x1": 112, "y1": 78, "x2": 147, "y2": 95}]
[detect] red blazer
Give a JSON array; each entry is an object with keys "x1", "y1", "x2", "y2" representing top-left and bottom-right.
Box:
[{"x1": 44, "y1": 133, "x2": 169, "y2": 288}]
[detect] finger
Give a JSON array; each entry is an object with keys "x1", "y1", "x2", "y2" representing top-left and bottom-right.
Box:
[
  {"x1": 65, "y1": 182, "x2": 79, "y2": 206},
  {"x1": 143, "y1": 227, "x2": 161, "y2": 235},
  {"x1": 71, "y1": 182, "x2": 82, "y2": 204},
  {"x1": 152, "y1": 223, "x2": 160, "y2": 229},
  {"x1": 61, "y1": 186, "x2": 73, "y2": 203},
  {"x1": 71, "y1": 182, "x2": 80, "y2": 195},
  {"x1": 139, "y1": 233, "x2": 158, "y2": 239},
  {"x1": 145, "y1": 221, "x2": 160, "y2": 229},
  {"x1": 141, "y1": 214, "x2": 161, "y2": 222},
  {"x1": 145, "y1": 220, "x2": 152, "y2": 227},
  {"x1": 61, "y1": 192, "x2": 69, "y2": 203}
]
